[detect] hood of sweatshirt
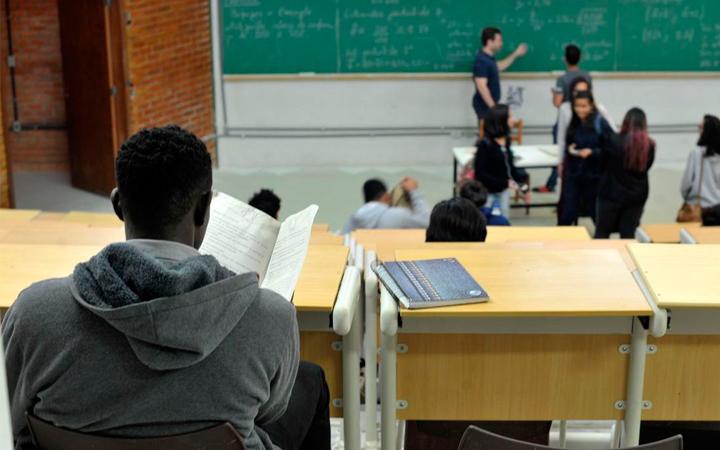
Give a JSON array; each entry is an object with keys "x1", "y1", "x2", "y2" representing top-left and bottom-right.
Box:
[{"x1": 71, "y1": 240, "x2": 259, "y2": 371}]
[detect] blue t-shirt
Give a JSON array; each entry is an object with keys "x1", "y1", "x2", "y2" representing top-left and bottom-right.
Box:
[{"x1": 472, "y1": 51, "x2": 500, "y2": 119}]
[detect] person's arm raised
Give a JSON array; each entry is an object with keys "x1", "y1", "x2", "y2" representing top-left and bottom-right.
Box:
[{"x1": 497, "y1": 43, "x2": 527, "y2": 71}]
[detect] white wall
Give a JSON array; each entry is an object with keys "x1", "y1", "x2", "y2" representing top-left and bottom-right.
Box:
[{"x1": 218, "y1": 75, "x2": 720, "y2": 169}]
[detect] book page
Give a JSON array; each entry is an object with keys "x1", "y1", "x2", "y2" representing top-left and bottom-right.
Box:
[
  {"x1": 199, "y1": 192, "x2": 280, "y2": 279},
  {"x1": 262, "y1": 204, "x2": 319, "y2": 300}
]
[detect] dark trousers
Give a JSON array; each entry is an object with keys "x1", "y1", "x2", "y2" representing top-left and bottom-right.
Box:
[
  {"x1": 544, "y1": 121, "x2": 559, "y2": 190},
  {"x1": 558, "y1": 172, "x2": 599, "y2": 226},
  {"x1": 261, "y1": 361, "x2": 331, "y2": 450},
  {"x1": 594, "y1": 198, "x2": 644, "y2": 239}
]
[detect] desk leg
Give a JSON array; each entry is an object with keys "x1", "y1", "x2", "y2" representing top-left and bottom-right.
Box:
[
  {"x1": 623, "y1": 317, "x2": 648, "y2": 447},
  {"x1": 343, "y1": 309, "x2": 362, "y2": 450},
  {"x1": 381, "y1": 329, "x2": 397, "y2": 450}
]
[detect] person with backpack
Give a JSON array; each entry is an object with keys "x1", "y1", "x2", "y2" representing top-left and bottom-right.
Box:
[{"x1": 557, "y1": 91, "x2": 614, "y2": 225}]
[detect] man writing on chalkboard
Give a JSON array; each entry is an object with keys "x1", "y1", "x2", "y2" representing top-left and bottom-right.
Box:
[{"x1": 472, "y1": 27, "x2": 527, "y2": 127}]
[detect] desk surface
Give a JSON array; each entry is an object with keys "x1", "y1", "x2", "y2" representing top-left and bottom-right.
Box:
[
  {"x1": 629, "y1": 243, "x2": 720, "y2": 309},
  {"x1": 0, "y1": 209, "x2": 41, "y2": 221},
  {"x1": 0, "y1": 222, "x2": 124, "y2": 246},
  {"x1": 684, "y1": 227, "x2": 720, "y2": 244},
  {"x1": 640, "y1": 223, "x2": 701, "y2": 243},
  {"x1": 63, "y1": 211, "x2": 123, "y2": 227},
  {"x1": 393, "y1": 248, "x2": 650, "y2": 318},
  {"x1": 310, "y1": 231, "x2": 344, "y2": 245},
  {"x1": 293, "y1": 245, "x2": 349, "y2": 312},
  {"x1": 454, "y1": 145, "x2": 559, "y2": 169},
  {"x1": 486, "y1": 226, "x2": 590, "y2": 242},
  {"x1": 0, "y1": 243, "x2": 104, "y2": 308}
]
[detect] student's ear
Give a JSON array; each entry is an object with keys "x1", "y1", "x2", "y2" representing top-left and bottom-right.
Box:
[
  {"x1": 110, "y1": 188, "x2": 124, "y2": 222},
  {"x1": 194, "y1": 191, "x2": 213, "y2": 227}
]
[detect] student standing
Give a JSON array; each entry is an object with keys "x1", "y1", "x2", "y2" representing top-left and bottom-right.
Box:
[
  {"x1": 680, "y1": 115, "x2": 720, "y2": 217},
  {"x1": 558, "y1": 91, "x2": 614, "y2": 225},
  {"x1": 473, "y1": 105, "x2": 525, "y2": 218},
  {"x1": 595, "y1": 108, "x2": 655, "y2": 238},
  {"x1": 472, "y1": 27, "x2": 527, "y2": 124},
  {"x1": 535, "y1": 44, "x2": 592, "y2": 193}
]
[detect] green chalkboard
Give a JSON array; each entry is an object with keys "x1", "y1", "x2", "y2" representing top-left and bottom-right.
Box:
[{"x1": 222, "y1": 0, "x2": 720, "y2": 74}]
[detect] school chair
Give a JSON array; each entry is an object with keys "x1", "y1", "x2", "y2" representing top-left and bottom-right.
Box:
[
  {"x1": 26, "y1": 414, "x2": 246, "y2": 450},
  {"x1": 457, "y1": 426, "x2": 682, "y2": 450}
]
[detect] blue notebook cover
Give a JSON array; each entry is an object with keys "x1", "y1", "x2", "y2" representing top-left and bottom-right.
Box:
[{"x1": 374, "y1": 258, "x2": 489, "y2": 309}]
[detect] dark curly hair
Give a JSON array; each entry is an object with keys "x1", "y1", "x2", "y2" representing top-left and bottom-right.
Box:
[
  {"x1": 248, "y1": 189, "x2": 281, "y2": 219},
  {"x1": 426, "y1": 198, "x2": 488, "y2": 243},
  {"x1": 458, "y1": 180, "x2": 489, "y2": 209},
  {"x1": 115, "y1": 125, "x2": 212, "y2": 229}
]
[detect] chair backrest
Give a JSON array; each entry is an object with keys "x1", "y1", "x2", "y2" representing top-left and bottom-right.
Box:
[
  {"x1": 458, "y1": 426, "x2": 682, "y2": 450},
  {"x1": 26, "y1": 414, "x2": 246, "y2": 450}
]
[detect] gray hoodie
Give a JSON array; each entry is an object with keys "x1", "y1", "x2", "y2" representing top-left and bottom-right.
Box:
[
  {"x1": 681, "y1": 147, "x2": 720, "y2": 208},
  {"x1": 2, "y1": 239, "x2": 298, "y2": 450},
  {"x1": 342, "y1": 190, "x2": 431, "y2": 233}
]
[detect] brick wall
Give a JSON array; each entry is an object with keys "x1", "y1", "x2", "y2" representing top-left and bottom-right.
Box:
[
  {"x1": 0, "y1": 0, "x2": 69, "y2": 172},
  {"x1": 124, "y1": 0, "x2": 215, "y2": 158},
  {"x1": 0, "y1": 88, "x2": 10, "y2": 208}
]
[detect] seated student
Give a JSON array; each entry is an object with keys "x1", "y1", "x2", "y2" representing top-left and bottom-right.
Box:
[
  {"x1": 3, "y1": 126, "x2": 330, "y2": 450},
  {"x1": 473, "y1": 104, "x2": 528, "y2": 219},
  {"x1": 458, "y1": 179, "x2": 511, "y2": 226},
  {"x1": 249, "y1": 188, "x2": 281, "y2": 219},
  {"x1": 680, "y1": 114, "x2": 720, "y2": 219},
  {"x1": 702, "y1": 204, "x2": 720, "y2": 226},
  {"x1": 558, "y1": 90, "x2": 614, "y2": 226},
  {"x1": 343, "y1": 177, "x2": 430, "y2": 232},
  {"x1": 426, "y1": 198, "x2": 488, "y2": 242},
  {"x1": 596, "y1": 107, "x2": 655, "y2": 239}
]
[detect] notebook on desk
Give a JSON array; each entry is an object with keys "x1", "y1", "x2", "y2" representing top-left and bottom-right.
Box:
[{"x1": 374, "y1": 258, "x2": 489, "y2": 309}]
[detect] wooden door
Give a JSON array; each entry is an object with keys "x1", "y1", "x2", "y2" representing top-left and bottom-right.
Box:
[{"x1": 57, "y1": 0, "x2": 128, "y2": 195}]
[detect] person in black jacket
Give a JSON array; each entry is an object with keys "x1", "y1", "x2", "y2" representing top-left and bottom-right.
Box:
[
  {"x1": 473, "y1": 104, "x2": 527, "y2": 218},
  {"x1": 595, "y1": 108, "x2": 655, "y2": 238},
  {"x1": 558, "y1": 91, "x2": 614, "y2": 226}
]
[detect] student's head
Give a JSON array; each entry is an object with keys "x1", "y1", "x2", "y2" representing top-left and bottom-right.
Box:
[
  {"x1": 458, "y1": 180, "x2": 488, "y2": 209},
  {"x1": 426, "y1": 198, "x2": 488, "y2": 243},
  {"x1": 483, "y1": 104, "x2": 511, "y2": 140},
  {"x1": 481, "y1": 27, "x2": 502, "y2": 53},
  {"x1": 702, "y1": 204, "x2": 720, "y2": 226},
  {"x1": 571, "y1": 91, "x2": 595, "y2": 121},
  {"x1": 363, "y1": 178, "x2": 390, "y2": 204},
  {"x1": 621, "y1": 107, "x2": 654, "y2": 171},
  {"x1": 564, "y1": 44, "x2": 581, "y2": 66},
  {"x1": 698, "y1": 114, "x2": 720, "y2": 157},
  {"x1": 569, "y1": 76, "x2": 591, "y2": 98},
  {"x1": 112, "y1": 125, "x2": 213, "y2": 249},
  {"x1": 248, "y1": 189, "x2": 281, "y2": 219}
]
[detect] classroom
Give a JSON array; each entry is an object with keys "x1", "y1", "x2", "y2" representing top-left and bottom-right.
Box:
[{"x1": 0, "y1": 1, "x2": 719, "y2": 450}]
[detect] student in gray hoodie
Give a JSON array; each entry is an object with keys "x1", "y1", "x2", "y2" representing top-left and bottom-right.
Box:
[
  {"x1": 342, "y1": 177, "x2": 431, "y2": 233},
  {"x1": 2, "y1": 126, "x2": 329, "y2": 450}
]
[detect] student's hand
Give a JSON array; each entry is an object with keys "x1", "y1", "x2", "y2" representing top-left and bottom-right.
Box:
[
  {"x1": 578, "y1": 149, "x2": 593, "y2": 159},
  {"x1": 401, "y1": 177, "x2": 419, "y2": 193},
  {"x1": 508, "y1": 180, "x2": 519, "y2": 191},
  {"x1": 514, "y1": 43, "x2": 528, "y2": 57}
]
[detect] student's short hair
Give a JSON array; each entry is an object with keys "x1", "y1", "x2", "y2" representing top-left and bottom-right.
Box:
[
  {"x1": 363, "y1": 179, "x2": 387, "y2": 203},
  {"x1": 458, "y1": 180, "x2": 489, "y2": 209},
  {"x1": 702, "y1": 204, "x2": 720, "y2": 226},
  {"x1": 248, "y1": 189, "x2": 281, "y2": 219},
  {"x1": 481, "y1": 27, "x2": 501, "y2": 46},
  {"x1": 698, "y1": 114, "x2": 720, "y2": 157},
  {"x1": 565, "y1": 44, "x2": 581, "y2": 65},
  {"x1": 426, "y1": 198, "x2": 488, "y2": 243},
  {"x1": 116, "y1": 125, "x2": 212, "y2": 229},
  {"x1": 483, "y1": 104, "x2": 511, "y2": 140},
  {"x1": 569, "y1": 76, "x2": 591, "y2": 96}
]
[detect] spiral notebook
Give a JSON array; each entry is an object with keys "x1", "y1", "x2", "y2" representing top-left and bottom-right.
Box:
[{"x1": 374, "y1": 258, "x2": 489, "y2": 309}]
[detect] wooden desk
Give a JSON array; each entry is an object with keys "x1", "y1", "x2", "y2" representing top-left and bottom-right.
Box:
[
  {"x1": 638, "y1": 223, "x2": 701, "y2": 243},
  {"x1": 0, "y1": 243, "x2": 103, "y2": 308},
  {"x1": 485, "y1": 226, "x2": 590, "y2": 243},
  {"x1": 0, "y1": 222, "x2": 124, "y2": 246},
  {"x1": 380, "y1": 247, "x2": 651, "y2": 443},
  {"x1": 682, "y1": 226, "x2": 720, "y2": 244},
  {"x1": 294, "y1": 245, "x2": 350, "y2": 418},
  {"x1": 629, "y1": 243, "x2": 720, "y2": 420},
  {"x1": 312, "y1": 223, "x2": 330, "y2": 232},
  {"x1": 310, "y1": 231, "x2": 344, "y2": 245},
  {"x1": 63, "y1": 211, "x2": 123, "y2": 227},
  {"x1": 0, "y1": 209, "x2": 40, "y2": 221}
]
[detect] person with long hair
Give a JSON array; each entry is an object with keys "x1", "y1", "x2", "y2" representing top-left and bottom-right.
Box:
[
  {"x1": 595, "y1": 108, "x2": 655, "y2": 238},
  {"x1": 680, "y1": 114, "x2": 720, "y2": 210},
  {"x1": 557, "y1": 91, "x2": 614, "y2": 225},
  {"x1": 473, "y1": 104, "x2": 527, "y2": 218}
]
